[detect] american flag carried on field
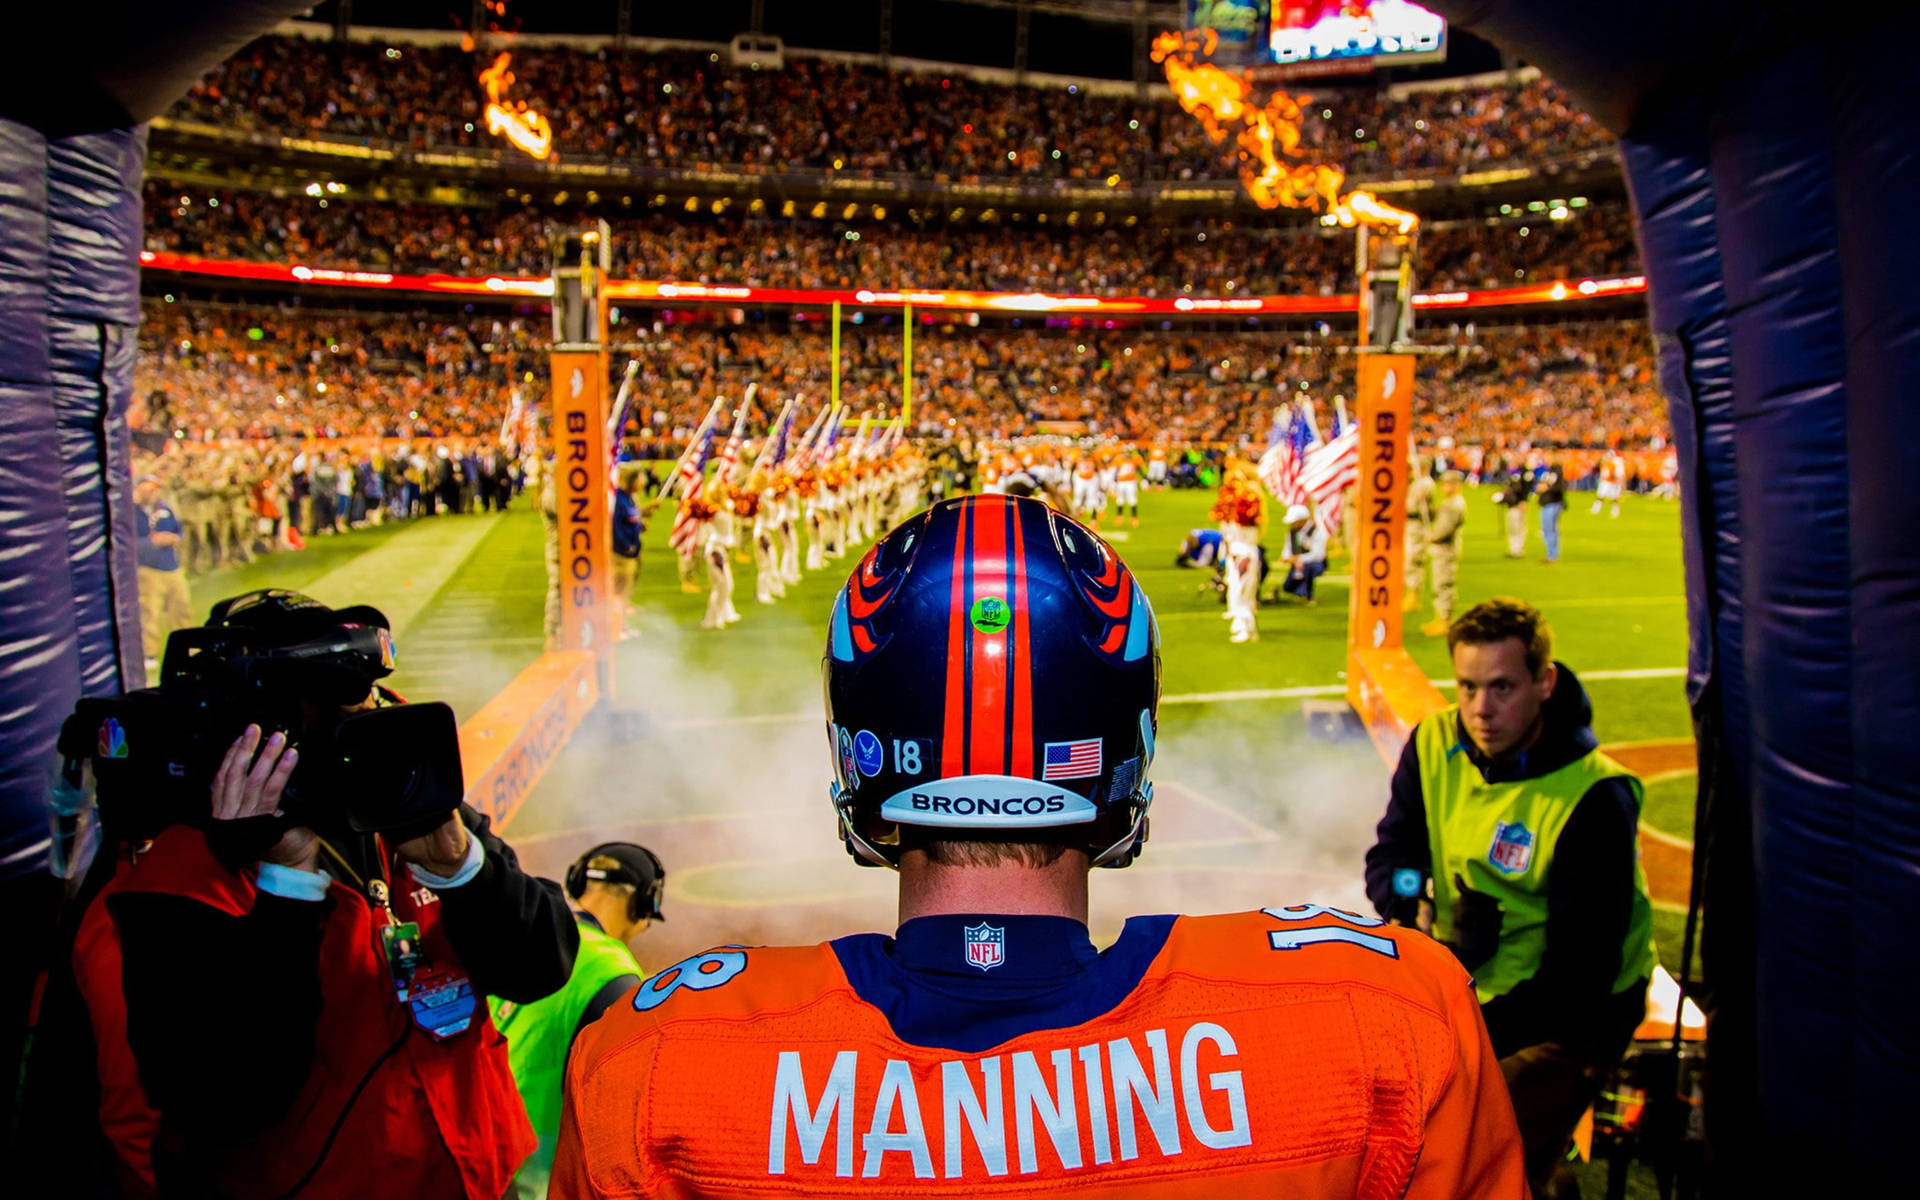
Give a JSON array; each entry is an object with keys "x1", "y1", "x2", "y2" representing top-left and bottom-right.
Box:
[
  {"x1": 1258, "y1": 404, "x2": 1314, "y2": 506},
  {"x1": 766, "y1": 401, "x2": 797, "y2": 466},
  {"x1": 498, "y1": 390, "x2": 534, "y2": 457},
  {"x1": 713, "y1": 390, "x2": 754, "y2": 489},
  {"x1": 1259, "y1": 402, "x2": 1359, "y2": 535},
  {"x1": 667, "y1": 417, "x2": 722, "y2": 555},
  {"x1": 604, "y1": 360, "x2": 640, "y2": 498},
  {"x1": 1300, "y1": 418, "x2": 1359, "y2": 535},
  {"x1": 1041, "y1": 738, "x2": 1102, "y2": 781}
]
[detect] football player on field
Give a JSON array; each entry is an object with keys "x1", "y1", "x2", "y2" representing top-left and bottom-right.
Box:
[{"x1": 556, "y1": 494, "x2": 1525, "y2": 1199}]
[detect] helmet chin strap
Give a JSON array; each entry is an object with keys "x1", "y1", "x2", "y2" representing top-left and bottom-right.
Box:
[
  {"x1": 1091, "y1": 782, "x2": 1153, "y2": 868},
  {"x1": 832, "y1": 782, "x2": 899, "y2": 869}
]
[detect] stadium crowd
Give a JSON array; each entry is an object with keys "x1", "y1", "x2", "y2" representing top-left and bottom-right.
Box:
[
  {"x1": 145, "y1": 183, "x2": 1640, "y2": 296},
  {"x1": 137, "y1": 298, "x2": 1664, "y2": 467},
  {"x1": 174, "y1": 36, "x2": 1614, "y2": 184}
]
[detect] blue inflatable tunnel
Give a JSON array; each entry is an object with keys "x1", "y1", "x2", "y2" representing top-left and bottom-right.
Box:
[{"x1": 1433, "y1": 0, "x2": 1920, "y2": 1182}]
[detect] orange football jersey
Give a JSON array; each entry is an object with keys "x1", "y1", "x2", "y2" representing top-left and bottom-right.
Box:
[{"x1": 553, "y1": 908, "x2": 1524, "y2": 1198}]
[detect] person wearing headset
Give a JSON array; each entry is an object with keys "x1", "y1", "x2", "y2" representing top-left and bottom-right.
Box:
[{"x1": 488, "y1": 842, "x2": 666, "y2": 1200}]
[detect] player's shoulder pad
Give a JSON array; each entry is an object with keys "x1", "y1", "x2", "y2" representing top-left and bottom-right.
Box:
[{"x1": 1166, "y1": 906, "x2": 1474, "y2": 1018}]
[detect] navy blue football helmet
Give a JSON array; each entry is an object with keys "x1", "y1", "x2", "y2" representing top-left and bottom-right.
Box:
[{"x1": 823, "y1": 495, "x2": 1160, "y2": 868}]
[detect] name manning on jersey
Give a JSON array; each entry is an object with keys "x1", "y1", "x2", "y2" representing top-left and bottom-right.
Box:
[{"x1": 768, "y1": 1021, "x2": 1251, "y2": 1179}]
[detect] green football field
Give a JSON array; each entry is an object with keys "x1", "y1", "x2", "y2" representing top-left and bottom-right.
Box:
[
  {"x1": 184, "y1": 482, "x2": 1696, "y2": 953},
  {"x1": 185, "y1": 483, "x2": 1694, "y2": 1195}
]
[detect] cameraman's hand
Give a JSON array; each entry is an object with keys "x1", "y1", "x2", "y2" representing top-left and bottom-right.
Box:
[
  {"x1": 395, "y1": 813, "x2": 471, "y2": 880},
  {"x1": 213, "y1": 725, "x2": 318, "y2": 873}
]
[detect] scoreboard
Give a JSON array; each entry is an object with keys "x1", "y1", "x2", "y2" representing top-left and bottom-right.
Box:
[{"x1": 1186, "y1": 0, "x2": 1448, "y2": 77}]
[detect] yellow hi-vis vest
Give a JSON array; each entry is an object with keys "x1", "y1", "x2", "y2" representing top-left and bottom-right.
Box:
[{"x1": 1415, "y1": 710, "x2": 1657, "y2": 1004}]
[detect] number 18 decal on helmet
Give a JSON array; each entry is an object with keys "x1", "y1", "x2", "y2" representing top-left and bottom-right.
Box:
[{"x1": 824, "y1": 495, "x2": 1160, "y2": 868}]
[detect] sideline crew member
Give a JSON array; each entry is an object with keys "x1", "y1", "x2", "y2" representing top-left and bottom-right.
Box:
[
  {"x1": 1419, "y1": 471, "x2": 1468, "y2": 637},
  {"x1": 556, "y1": 495, "x2": 1525, "y2": 1198},
  {"x1": 133, "y1": 474, "x2": 192, "y2": 667},
  {"x1": 1366, "y1": 597, "x2": 1655, "y2": 1193},
  {"x1": 490, "y1": 843, "x2": 664, "y2": 1200}
]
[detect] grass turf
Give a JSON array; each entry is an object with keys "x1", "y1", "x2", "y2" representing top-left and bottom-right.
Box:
[{"x1": 182, "y1": 485, "x2": 1696, "y2": 827}]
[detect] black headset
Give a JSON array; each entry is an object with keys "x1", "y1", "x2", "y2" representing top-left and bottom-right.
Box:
[{"x1": 565, "y1": 842, "x2": 666, "y2": 923}]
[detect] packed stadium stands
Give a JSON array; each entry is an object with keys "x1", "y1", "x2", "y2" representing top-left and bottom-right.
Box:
[
  {"x1": 136, "y1": 296, "x2": 1663, "y2": 451},
  {"x1": 172, "y1": 36, "x2": 1615, "y2": 184},
  {"x1": 138, "y1": 30, "x2": 1664, "y2": 499}
]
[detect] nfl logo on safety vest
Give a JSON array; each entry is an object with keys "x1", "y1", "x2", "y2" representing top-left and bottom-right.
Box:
[
  {"x1": 963, "y1": 922, "x2": 1005, "y2": 971},
  {"x1": 1488, "y1": 821, "x2": 1535, "y2": 875}
]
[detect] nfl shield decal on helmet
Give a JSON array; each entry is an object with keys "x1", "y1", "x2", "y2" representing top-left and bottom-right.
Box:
[
  {"x1": 1488, "y1": 820, "x2": 1535, "y2": 875},
  {"x1": 963, "y1": 922, "x2": 1005, "y2": 971}
]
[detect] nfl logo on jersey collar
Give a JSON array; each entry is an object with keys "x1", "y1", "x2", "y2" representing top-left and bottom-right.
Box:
[{"x1": 963, "y1": 922, "x2": 1005, "y2": 971}]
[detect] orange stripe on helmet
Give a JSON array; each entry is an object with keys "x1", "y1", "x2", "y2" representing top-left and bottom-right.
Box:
[
  {"x1": 941, "y1": 500, "x2": 970, "y2": 777},
  {"x1": 969, "y1": 495, "x2": 1010, "y2": 776},
  {"x1": 1009, "y1": 502, "x2": 1034, "y2": 779}
]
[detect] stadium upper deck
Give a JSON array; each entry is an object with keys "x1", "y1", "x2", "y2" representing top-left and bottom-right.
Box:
[{"x1": 151, "y1": 26, "x2": 1621, "y2": 219}]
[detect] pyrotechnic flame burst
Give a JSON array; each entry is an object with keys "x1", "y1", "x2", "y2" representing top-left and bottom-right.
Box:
[
  {"x1": 479, "y1": 50, "x2": 554, "y2": 161},
  {"x1": 1152, "y1": 28, "x2": 1417, "y2": 234}
]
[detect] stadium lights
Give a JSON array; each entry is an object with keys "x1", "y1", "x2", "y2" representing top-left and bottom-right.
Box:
[
  {"x1": 842, "y1": 203, "x2": 858, "y2": 220},
  {"x1": 811, "y1": 202, "x2": 828, "y2": 219},
  {"x1": 684, "y1": 197, "x2": 699, "y2": 213}
]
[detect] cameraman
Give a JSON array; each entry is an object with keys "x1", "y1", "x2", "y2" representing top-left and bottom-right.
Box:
[{"x1": 72, "y1": 590, "x2": 577, "y2": 1198}]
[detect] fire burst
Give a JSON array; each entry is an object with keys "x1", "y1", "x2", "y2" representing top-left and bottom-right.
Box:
[
  {"x1": 479, "y1": 51, "x2": 554, "y2": 161},
  {"x1": 1151, "y1": 28, "x2": 1416, "y2": 234}
]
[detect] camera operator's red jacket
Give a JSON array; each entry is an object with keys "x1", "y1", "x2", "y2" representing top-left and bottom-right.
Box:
[{"x1": 74, "y1": 822, "x2": 543, "y2": 1199}]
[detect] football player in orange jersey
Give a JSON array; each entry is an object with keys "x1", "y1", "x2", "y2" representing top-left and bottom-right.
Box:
[
  {"x1": 1112, "y1": 448, "x2": 1144, "y2": 527},
  {"x1": 554, "y1": 494, "x2": 1527, "y2": 1199}
]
